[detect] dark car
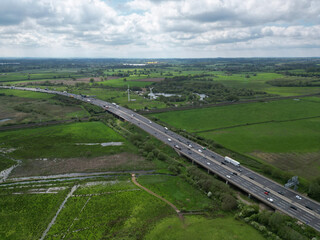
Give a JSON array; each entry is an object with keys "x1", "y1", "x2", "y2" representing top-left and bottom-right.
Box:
[
  {"x1": 305, "y1": 205, "x2": 313, "y2": 210},
  {"x1": 290, "y1": 205, "x2": 297, "y2": 210}
]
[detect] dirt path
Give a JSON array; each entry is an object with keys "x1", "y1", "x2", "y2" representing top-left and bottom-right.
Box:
[
  {"x1": 131, "y1": 174, "x2": 184, "y2": 222},
  {"x1": 40, "y1": 185, "x2": 79, "y2": 240}
]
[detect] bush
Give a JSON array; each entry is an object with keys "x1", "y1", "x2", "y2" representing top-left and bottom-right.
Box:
[{"x1": 221, "y1": 193, "x2": 238, "y2": 211}]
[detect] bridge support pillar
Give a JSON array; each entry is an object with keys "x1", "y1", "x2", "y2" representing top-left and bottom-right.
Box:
[
  {"x1": 207, "y1": 169, "x2": 210, "y2": 174},
  {"x1": 226, "y1": 181, "x2": 228, "y2": 185},
  {"x1": 192, "y1": 160, "x2": 194, "y2": 165},
  {"x1": 248, "y1": 193, "x2": 251, "y2": 199}
]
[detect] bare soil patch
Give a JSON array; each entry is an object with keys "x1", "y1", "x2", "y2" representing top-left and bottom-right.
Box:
[
  {"x1": 11, "y1": 153, "x2": 155, "y2": 177},
  {"x1": 134, "y1": 78, "x2": 164, "y2": 82},
  {"x1": 251, "y1": 151, "x2": 320, "y2": 180}
]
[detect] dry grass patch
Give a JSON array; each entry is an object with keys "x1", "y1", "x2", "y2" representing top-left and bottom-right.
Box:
[
  {"x1": 251, "y1": 151, "x2": 320, "y2": 180},
  {"x1": 11, "y1": 153, "x2": 155, "y2": 177}
]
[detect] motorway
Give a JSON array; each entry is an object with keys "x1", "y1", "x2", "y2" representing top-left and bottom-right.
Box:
[{"x1": 2, "y1": 86, "x2": 320, "y2": 232}]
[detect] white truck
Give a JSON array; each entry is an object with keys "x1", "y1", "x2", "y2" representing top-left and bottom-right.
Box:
[{"x1": 224, "y1": 156, "x2": 240, "y2": 167}]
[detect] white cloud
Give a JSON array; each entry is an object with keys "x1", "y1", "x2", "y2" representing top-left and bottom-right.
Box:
[{"x1": 0, "y1": 0, "x2": 319, "y2": 57}]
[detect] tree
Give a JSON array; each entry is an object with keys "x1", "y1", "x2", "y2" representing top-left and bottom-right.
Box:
[
  {"x1": 308, "y1": 181, "x2": 320, "y2": 201},
  {"x1": 90, "y1": 78, "x2": 94, "y2": 83}
]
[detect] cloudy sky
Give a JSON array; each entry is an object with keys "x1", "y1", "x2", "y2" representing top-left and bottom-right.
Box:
[{"x1": 0, "y1": 0, "x2": 319, "y2": 58}]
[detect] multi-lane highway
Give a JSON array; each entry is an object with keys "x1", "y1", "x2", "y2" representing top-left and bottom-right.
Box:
[{"x1": 2, "y1": 86, "x2": 320, "y2": 232}]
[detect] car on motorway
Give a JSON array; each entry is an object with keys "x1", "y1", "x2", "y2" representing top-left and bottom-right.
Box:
[
  {"x1": 188, "y1": 144, "x2": 193, "y2": 148},
  {"x1": 164, "y1": 127, "x2": 168, "y2": 130},
  {"x1": 174, "y1": 145, "x2": 181, "y2": 150},
  {"x1": 290, "y1": 205, "x2": 297, "y2": 210},
  {"x1": 305, "y1": 205, "x2": 313, "y2": 210},
  {"x1": 206, "y1": 162, "x2": 211, "y2": 165},
  {"x1": 168, "y1": 138, "x2": 172, "y2": 142},
  {"x1": 198, "y1": 149, "x2": 202, "y2": 153},
  {"x1": 264, "y1": 190, "x2": 270, "y2": 195},
  {"x1": 249, "y1": 176, "x2": 254, "y2": 180},
  {"x1": 296, "y1": 195, "x2": 302, "y2": 200},
  {"x1": 237, "y1": 168, "x2": 242, "y2": 172},
  {"x1": 87, "y1": 99, "x2": 91, "y2": 102},
  {"x1": 267, "y1": 198, "x2": 274, "y2": 203},
  {"x1": 149, "y1": 121, "x2": 152, "y2": 123},
  {"x1": 226, "y1": 175, "x2": 231, "y2": 179},
  {"x1": 277, "y1": 191, "x2": 284, "y2": 195},
  {"x1": 232, "y1": 172, "x2": 238, "y2": 176},
  {"x1": 221, "y1": 162, "x2": 226, "y2": 165}
]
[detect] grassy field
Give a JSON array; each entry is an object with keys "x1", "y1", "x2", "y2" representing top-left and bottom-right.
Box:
[
  {"x1": 200, "y1": 118, "x2": 320, "y2": 180},
  {"x1": 45, "y1": 180, "x2": 174, "y2": 239},
  {"x1": 152, "y1": 97, "x2": 320, "y2": 132},
  {"x1": 0, "y1": 190, "x2": 69, "y2": 240},
  {"x1": 0, "y1": 72, "x2": 82, "y2": 82},
  {"x1": 0, "y1": 89, "x2": 54, "y2": 99},
  {"x1": 0, "y1": 122, "x2": 133, "y2": 159},
  {"x1": 0, "y1": 155, "x2": 16, "y2": 172},
  {"x1": 0, "y1": 92, "x2": 89, "y2": 126},
  {"x1": 152, "y1": 97, "x2": 320, "y2": 180},
  {"x1": 145, "y1": 215, "x2": 266, "y2": 240},
  {"x1": 213, "y1": 72, "x2": 283, "y2": 91},
  {"x1": 138, "y1": 175, "x2": 212, "y2": 211}
]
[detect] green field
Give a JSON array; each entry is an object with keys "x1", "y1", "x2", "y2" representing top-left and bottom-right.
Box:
[
  {"x1": 0, "y1": 72, "x2": 82, "y2": 82},
  {"x1": 152, "y1": 97, "x2": 320, "y2": 180},
  {"x1": 200, "y1": 118, "x2": 320, "y2": 180},
  {"x1": 152, "y1": 97, "x2": 320, "y2": 132},
  {"x1": 0, "y1": 190, "x2": 69, "y2": 240},
  {"x1": 213, "y1": 72, "x2": 283, "y2": 91},
  {"x1": 45, "y1": 180, "x2": 174, "y2": 239},
  {"x1": 0, "y1": 89, "x2": 54, "y2": 99},
  {"x1": 145, "y1": 215, "x2": 266, "y2": 240},
  {"x1": 0, "y1": 122, "x2": 132, "y2": 159},
  {"x1": 138, "y1": 175, "x2": 212, "y2": 211},
  {"x1": 0, "y1": 155, "x2": 16, "y2": 172}
]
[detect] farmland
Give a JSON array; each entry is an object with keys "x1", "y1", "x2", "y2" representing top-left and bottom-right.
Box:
[
  {"x1": 138, "y1": 175, "x2": 212, "y2": 211},
  {"x1": 0, "y1": 122, "x2": 131, "y2": 159},
  {"x1": 145, "y1": 215, "x2": 267, "y2": 240},
  {"x1": 45, "y1": 179, "x2": 175, "y2": 239},
  {"x1": 152, "y1": 97, "x2": 320, "y2": 180},
  {"x1": 0, "y1": 189, "x2": 69, "y2": 240},
  {"x1": 0, "y1": 121, "x2": 158, "y2": 177},
  {"x1": 0, "y1": 90, "x2": 89, "y2": 126}
]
